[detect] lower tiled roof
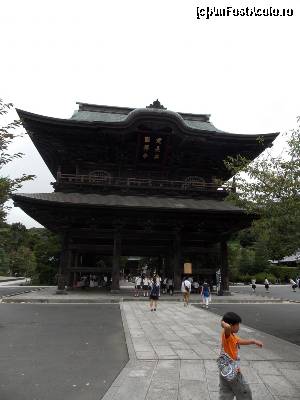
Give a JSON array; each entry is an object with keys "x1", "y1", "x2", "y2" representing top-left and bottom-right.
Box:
[{"x1": 12, "y1": 192, "x2": 245, "y2": 213}]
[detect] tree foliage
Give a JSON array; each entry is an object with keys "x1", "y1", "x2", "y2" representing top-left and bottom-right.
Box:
[
  {"x1": 225, "y1": 122, "x2": 300, "y2": 259},
  {"x1": 0, "y1": 99, "x2": 35, "y2": 223},
  {"x1": 0, "y1": 224, "x2": 61, "y2": 283}
]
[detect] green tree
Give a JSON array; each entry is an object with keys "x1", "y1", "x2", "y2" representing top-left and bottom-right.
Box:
[
  {"x1": 225, "y1": 122, "x2": 300, "y2": 259},
  {"x1": 0, "y1": 224, "x2": 61, "y2": 282},
  {"x1": 0, "y1": 99, "x2": 35, "y2": 224},
  {"x1": 28, "y1": 228, "x2": 61, "y2": 284},
  {"x1": 0, "y1": 246, "x2": 10, "y2": 274},
  {"x1": 9, "y1": 245, "x2": 36, "y2": 277},
  {"x1": 0, "y1": 222, "x2": 29, "y2": 275}
]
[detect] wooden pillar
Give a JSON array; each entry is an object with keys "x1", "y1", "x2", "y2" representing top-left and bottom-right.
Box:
[
  {"x1": 173, "y1": 227, "x2": 182, "y2": 291},
  {"x1": 72, "y1": 252, "x2": 79, "y2": 288},
  {"x1": 220, "y1": 240, "x2": 229, "y2": 293},
  {"x1": 57, "y1": 235, "x2": 71, "y2": 293},
  {"x1": 111, "y1": 228, "x2": 122, "y2": 291},
  {"x1": 66, "y1": 250, "x2": 74, "y2": 288}
]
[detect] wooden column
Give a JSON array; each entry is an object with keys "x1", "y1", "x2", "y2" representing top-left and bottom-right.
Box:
[
  {"x1": 173, "y1": 227, "x2": 182, "y2": 291},
  {"x1": 220, "y1": 240, "x2": 229, "y2": 293},
  {"x1": 111, "y1": 228, "x2": 122, "y2": 292},
  {"x1": 57, "y1": 234, "x2": 71, "y2": 293}
]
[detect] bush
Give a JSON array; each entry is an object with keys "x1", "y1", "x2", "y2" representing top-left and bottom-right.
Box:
[
  {"x1": 268, "y1": 265, "x2": 300, "y2": 283},
  {"x1": 236, "y1": 273, "x2": 252, "y2": 284},
  {"x1": 253, "y1": 272, "x2": 276, "y2": 284}
]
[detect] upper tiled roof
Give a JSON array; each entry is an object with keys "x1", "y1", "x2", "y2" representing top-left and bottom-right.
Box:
[{"x1": 70, "y1": 102, "x2": 225, "y2": 133}]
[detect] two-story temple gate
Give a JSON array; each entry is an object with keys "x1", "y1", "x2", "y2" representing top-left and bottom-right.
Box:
[{"x1": 12, "y1": 100, "x2": 278, "y2": 292}]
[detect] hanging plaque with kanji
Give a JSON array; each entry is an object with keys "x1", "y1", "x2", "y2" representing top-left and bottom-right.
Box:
[{"x1": 140, "y1": 135, "x2": 164, "y2": 162}]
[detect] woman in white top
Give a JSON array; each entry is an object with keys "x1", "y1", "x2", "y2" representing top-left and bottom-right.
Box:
[
  {"x1": 264, "y1": 278, "x2": 270, "y2": 293},
  {"x1": 134, "y1": 276, "x2": 142, "y2": 297},
  {"x1": 143, "y1": 277, "x2": 149, "y2": 297}
]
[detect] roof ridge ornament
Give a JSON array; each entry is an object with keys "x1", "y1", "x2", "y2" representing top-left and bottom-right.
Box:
[{"x1": 146, "y1": 99, "x2": 166, "y2": 110}]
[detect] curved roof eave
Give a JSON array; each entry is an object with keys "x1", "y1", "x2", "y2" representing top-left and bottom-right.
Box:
[
  {"x1": 11, "y1": 192, "x2": 249, "y2": 214},
  {"x1": 16, "y1": 108, "x2": 279, "y2": 143}
]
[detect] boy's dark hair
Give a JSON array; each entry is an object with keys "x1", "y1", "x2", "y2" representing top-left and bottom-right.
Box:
[{"x1": 222, "y1": 312, "x2": 242, "y2": 325}]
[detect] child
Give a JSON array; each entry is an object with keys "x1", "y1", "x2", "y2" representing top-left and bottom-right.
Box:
[
  {"x1": 200, "y1": 281, "x2": 211, "y2": 308},
  {"x1": 219, "y1": 312, "x2": 263, "y2": 400}
]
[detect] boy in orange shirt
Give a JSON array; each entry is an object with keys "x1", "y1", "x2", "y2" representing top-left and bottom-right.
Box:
[{"x1": 219, "y1": 312, "x2": 263, "y2": 400}]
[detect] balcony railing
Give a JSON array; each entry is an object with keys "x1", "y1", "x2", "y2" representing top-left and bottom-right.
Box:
[{"x1": 56, "y1": 173, "x2": 229, "y2": 194}]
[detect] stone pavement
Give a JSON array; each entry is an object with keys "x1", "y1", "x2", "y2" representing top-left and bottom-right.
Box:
[{"x1": 103, "y1": 302, "x2": 300, "y2": 400}]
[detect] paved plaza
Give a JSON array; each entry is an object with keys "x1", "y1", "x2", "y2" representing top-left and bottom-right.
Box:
[
  {"x1": 1, "y1": 288, "x2": 300, "y2": 399},
  {"x1": 103, "y1": 302, "x2": 300, "y2": 400}
]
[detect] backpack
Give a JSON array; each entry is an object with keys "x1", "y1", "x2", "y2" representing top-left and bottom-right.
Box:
[
  {"x1": 150, "y1": 284, "x2": 159, "y2": 296},
  {"x1": 184, "y1": 282, "x2": 190, "y2": 292}
]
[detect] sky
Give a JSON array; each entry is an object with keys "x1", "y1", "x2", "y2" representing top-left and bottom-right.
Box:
[{"x1": 1, "y1": 0, "x2": 299, "y2": 228}]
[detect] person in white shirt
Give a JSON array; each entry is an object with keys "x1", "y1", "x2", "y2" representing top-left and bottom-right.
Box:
[
  {"x1": 181, "y1": 277, "x2": 192, "y2": 307},
  {"x1": 192, "y1": 280, "x2": 200, "y2": 294},
  {"x1": 167, "y1": 277, "x2": 174, "y2": 295},
  {"x1": 251, "y1": 279, "x2": 256, "y2": 293},
  {"x1": 134, "y1": 275, "x2": 142, "y2": 297},
  {"x1": 143, "y1": 276, "x2": 150, "y2": 297},
  {"x1": 264, "y1": 278, "x2": 270, "y2": 293},
  {"x1": 290, "y1": 278, "x2": 297, "y2": 292},
  {"x1": 161, "y1": 277, "x2": 167, "y2": 294}
]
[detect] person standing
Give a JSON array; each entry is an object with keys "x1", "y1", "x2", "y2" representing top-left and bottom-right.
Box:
[
  {"x1": 192, "y1": 280, "x2": 200, "y2": 294},
  {"x1": 200, "y1": 281, "x2": 211, "y2": 309},
  {"x1": 167, "y1": 277, "x2": 174, "y2": 295},
  {"x1": 251, "y1": 279, "x2": 256, "y2": 293},
  {"x1": 149, "y1": 276, "x2": 160, "y2": 311},
  {"x1": 161, "y1": 277, "x2": 167, "y2": 294},
  {"x1": 181, "y1": 277, "x2": 191, "y2": 307},
  {"x1": 264, "y1": 277, "x2": 270, "y2": 293},
  {"x1": 143, "y1": 276, "x2": 149, "y2": 297},
  {"x1": 134, "y1": 275, "x2": 142, "y2": 297}
]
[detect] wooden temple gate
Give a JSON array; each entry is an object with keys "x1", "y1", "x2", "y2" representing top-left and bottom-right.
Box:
[{"x1": 12, "y1": 100, "x2": 278, "y2": 292}]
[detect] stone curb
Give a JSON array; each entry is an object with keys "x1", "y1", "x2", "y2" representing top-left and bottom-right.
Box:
[{"x1": 0, "y1": 297, "x2": 288, "y2": 304}]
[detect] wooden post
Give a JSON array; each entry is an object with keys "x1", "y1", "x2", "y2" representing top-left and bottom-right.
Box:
[
  {"x1": 111, "y1": 228, "x2": 122, "y2": 292},
  {"x1": 57, "y1": 233, "x2": 75, "y2": 294},
  {"x1": 56, "y1": 235, "x2": 70, "y2": 294},
  {"x1": 66, "y1": 250, "x2": 74, "y2": 289},
  {"x1": 173, "y1": 227, "x2": 182, "y2": 291},
  {"x1": 220, "y1": 240, "x2": 229, "y2": 293}
]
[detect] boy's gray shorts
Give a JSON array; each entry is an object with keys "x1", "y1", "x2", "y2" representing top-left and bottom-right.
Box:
[{"x1": 219, "y1": 373, "x2": 252, "y2": 400}]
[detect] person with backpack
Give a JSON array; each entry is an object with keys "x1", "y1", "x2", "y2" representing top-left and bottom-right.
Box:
[
  {"x1": 290, "y1": 278, "x2": 297, "y2": 292},
  {"x1": 181, "y1": 277, "x2": 191, "y2": 307},
  {"x1": 149, "y1": 276, "x2": 160, "y2": 311},
  {"x1": 200, "y1": 281, "x2": 211, "y2": 309}
]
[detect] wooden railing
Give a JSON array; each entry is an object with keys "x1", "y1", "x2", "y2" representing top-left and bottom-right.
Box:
[{"x1": 56, "y1": 173, "x2": 229, "y2": 193}]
